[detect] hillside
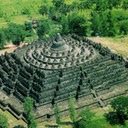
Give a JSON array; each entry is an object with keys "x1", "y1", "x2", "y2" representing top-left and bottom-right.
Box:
[
  {"x1": 0, "y1": 0, "x2": 75, "y2": 28},
  {"x1": 0, "y1": 0, "x2": 127, "y2": 50}
]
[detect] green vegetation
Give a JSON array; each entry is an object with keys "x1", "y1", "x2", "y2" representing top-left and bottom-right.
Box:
[
  {"x1": 46, "y1": 96, "x2": 128, "y2": 128},
  {"x1": 54, "y1": 103, "x2": 61, "y2": 124},
  {"x1": 0, "y1": 109, "x2": 26, "y2": 128},
  {"x1": 23, "y1": 97, "x2": 37, "y2": 128},
  {"x1": 0, "y1": 29, "x2": 6, "y2": 49},
  {"x1": 68, "y1": 96, "x2": 76, "y2": 124},
  {"x1": 0, "y1": 0, "x2": 128, "y2": 49},
  {"x1": 106, "y1": 96, "x2": 128, "y2": 125},
  {"x1": 75, "y1": 110, "x2": 103, "y2": 128},
  {"x1": 0, "y1": 113, "x2": 9, "y2": 128},
  {"x1": 1, "y1": 96, "x2": 128, "y2": 128},
  {"x1": 7, "y1": 23, "x2": 26, "y2": 45}
]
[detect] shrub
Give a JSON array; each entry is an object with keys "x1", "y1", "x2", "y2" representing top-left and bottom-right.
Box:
[{"x1": 68, "y1": 12, "x2": 89, "y2": 36}]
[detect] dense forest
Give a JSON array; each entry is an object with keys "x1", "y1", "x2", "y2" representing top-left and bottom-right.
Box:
[{"x1": 0, "y1": 0, "x2": 128, "y2": 48}]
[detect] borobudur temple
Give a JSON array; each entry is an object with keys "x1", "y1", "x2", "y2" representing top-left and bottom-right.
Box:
[{"x1": 0, "y1": 33, "x2": 128, "y2": 122}]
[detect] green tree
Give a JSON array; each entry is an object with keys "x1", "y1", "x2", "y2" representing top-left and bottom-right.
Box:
[
  {"x1": 37, "y1": 18, "x2": 50, "y2": 39},
  {"x1": 94, "y1": 0, "x2": 108, "y2": 11},
  {"x1": 6, "y1": 23, "x2": 26, "y2": 45},
  {"x1": 51, "y1": 0, "x2": 67, "y2": 21},
  {"x1": 60, "y1": 15, "x2": 69, "y2": 35},
  {"x1": 100, "y1": 11, "x2": 109, "y2": 36},
  {"x1": 70, "y1": 1, "x2": 79, "y2": 10},
  {"x1": 23, "y1": 97, "x2": 34, "y2": 115},
  {"x1": 68, "y1": 12, "x2": 89, "y2": 36},
  {"x1": 23, "y1": 97, "x2": 37, "y2": 128},
  {"x1": 107, "y1": 0, "x2": 122, "y2": 9},
  {"x1": 107, "y1": 11, "x2": 117, "y2": 36},
  {"x1": 27, "y1": 114, "x2": 37, "y2": 128},
  {"x1": 60, "y1": 4, "x2": 70, "y2": 15},
  {"x1": 77, "y1": 119, "x2": 103, "y2": 128},
  {"x1": 78, "y1": 1, "x2": 92, "y2": 9},
  {"x1": 68, "y1": 96, "x2": 76, "y2": 123},
  {"x1": 122, "y1": 0, "x2": 128, "y2": 10},
  {"x1": 37, "y1": 18, "x2": 60, "y2": 39},
  {"x1": 0, "y1": 9, "x2": 3, "y2": 18},
  {"x1": 75, "y1": 109, "x2": 103, "y2": 128},
  {"x1": 52, "y1": 0, "x2": 65, "y2": 10},
  {"x1": 54, "y1": 103, "x2": 61, "y2": 124},
  {"x1": 21, "y1": 7, "x2": 30, "y2": 15},
  {"x1": 119, "y1": 20, "x2": 128, "y2": 35},
  {"x1": 24, "y1": 21, "x2": 33, "y2": 31},
  {"x1": 91, "y1": 10, "x2": 117, "y2": 37},
  {"x1": 0, "y1": 29, "x2": 6, "y2": 49},
  {"x1": 0, "y1": 114, "x2": 9, "y2": 128},
  {"x1": 78, "y1": 109, "x2": 94, "y2": 122},
  {"x1": 24, "y1": 21, "x2": 33, "y2": 37},
  {"x1": 91, "y1": 11, "x2": 101, "y2": 36},
  {"x1": 111, "y1": 96, "x2": 128, "y2": 116},
  {"x1": 106, "y1": 96, "x2": 128, "y2": 125},
  {"x1": 48, "y1": 6, "x2": 62, "y2": 22},
  {"x1": 39, "y1": 5, "x2": 49, "y2": 15}
]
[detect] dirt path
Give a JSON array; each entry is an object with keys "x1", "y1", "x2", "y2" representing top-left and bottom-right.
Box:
[
  {"x1": 0, "y1": 42, "x2": 25, "y2": 55},
  {"x1": 0, "y1": 47, "x2": 17, "y2": 55}
]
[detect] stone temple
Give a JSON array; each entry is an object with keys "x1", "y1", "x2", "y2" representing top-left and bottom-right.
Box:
[{"x1": 0, "y1": 33, "x2": 128, "y2": 122}]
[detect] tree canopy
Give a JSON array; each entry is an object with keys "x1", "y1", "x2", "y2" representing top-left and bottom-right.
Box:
[
  {"x1": 68, "y1": 96, "x2": 76, "y2": 123},
  {"x1": 106, "y1": 96, "x2": 128, "y2": 125},
  {"x1": 23, "y1": 97, "x2": 37, "y2": 128},
  {"x1": 0, "y1": 29, "x2": 6, "y2": 49},
  {"x1": 6, "y1": 23, "x2": 26, "y2": 45},
  {"x1": 111, "y1": 96, "x2": 128, "y2": 115},
  {"x1": 23, "y1": 97, "x2": 34, "y2": 115},
  {"x1": 75, "y1": 109, "x2": 104, "y2": 128}
]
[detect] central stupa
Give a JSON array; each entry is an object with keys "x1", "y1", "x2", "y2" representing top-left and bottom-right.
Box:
[
  {"x1": 23, "y1": 33, "x2": 95, "y2": 70},
  {"x1": 50, "y1": 33, "x2": 69, "y2": 52}
]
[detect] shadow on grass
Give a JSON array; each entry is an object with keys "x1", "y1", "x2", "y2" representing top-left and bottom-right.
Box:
[
  {"x1": 45, "y1": 121, "x2": 73, "y2": 127},
  {"x1": 104, "y1": 112, "x2": 126, "y2": 125},
  {"x1": 45, "y1": 124, "x2": 59, "y2": 128},
  {"x1": 59, "y1": 121, "x2": 73, "y2": 125},
  {"x1": 13, "y1": 125, "x2": 25, "y2": 128}
]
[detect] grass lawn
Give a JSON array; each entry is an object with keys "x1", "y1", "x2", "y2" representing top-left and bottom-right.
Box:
[
  {"x1": 88, "y1": 36, "x2": 128, "y2": 57},
  {"x1": 0, "y1": 105, "x2": 127, "y2": 128},
  {"x1": 0, "y1": 0, "x2": 84, "y2": 29},
  {"x1": 10, "y1": 15, "x2": 30, "y2": 24},
  {"x1": 38, "y1": 106, "x2": 128, "y2": 128},
  {"x1": 92, "y1": 115, "x2": 128, "y2": 128},
  {"x1": 0, "y1": 18, "x2": 8, "y2": 28},
  {"x1": 0, "y1": 0, "x2": 43, "y2": 28},
  {"x1": 38, "y1": 117, "x2": 72, "y2": 128},
  {"x1": 0, "y1": 109, "x2": 27, "y2": 128}
]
